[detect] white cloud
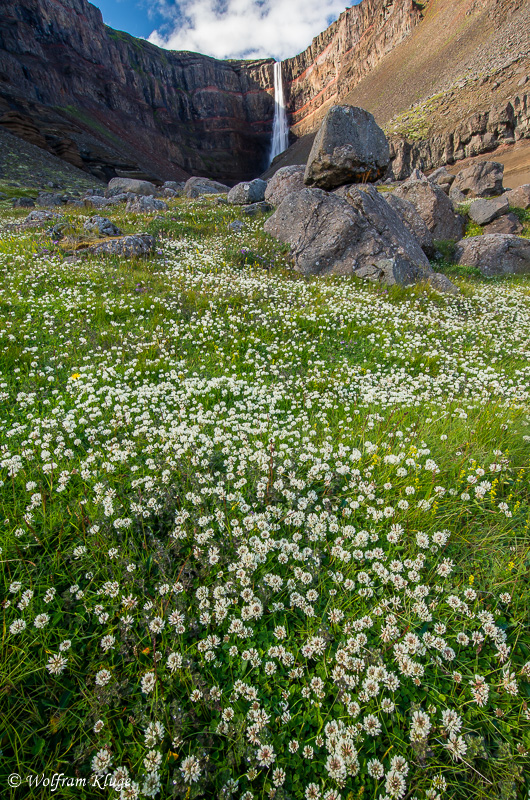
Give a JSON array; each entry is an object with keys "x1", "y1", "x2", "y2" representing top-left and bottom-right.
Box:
[{"x1": 147, "y1": 0, "x2": 354, "y2": 61}]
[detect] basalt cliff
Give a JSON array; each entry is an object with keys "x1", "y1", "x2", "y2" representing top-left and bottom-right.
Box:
[{"x1": 0, "y1": 0, "x2": 528, "y2": 184}]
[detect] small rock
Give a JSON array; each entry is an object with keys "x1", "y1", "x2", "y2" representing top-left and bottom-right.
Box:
[
  {"x1": 163, "y1": 181, "x2": 185, "y2": 192},
  {"x1": 228, "y1": 179, "x2": 267, "y2": 205},
  {"x1": 242, "y1": 201, "x2": 273, "y2": 216},
  {"x1": 184, "y1": 177, "x2": 230, "y2": 198},
  {"x1": 24, "y1": 210, "x2": 57, "y2": 224},
  {"x1": 89, "y1": 234, "x2": 156, "y2": 257},
  {"x1": 427, "y1": 273, "x2": 459, "y2": 294},
  {"x1": 229, "y1": 220, "x2": 245, "y2": 233},
  {"x1": 126, "y1": 195, "x2": 168, "y2": 213},
  {"x1": 107, "y1": 178, "x2": 159, "y2": 196},
  {"x1": 504, "y1": 184, "x2": 530, "y2": 210},
  {"x1": 84, "y1": 196, "x2": 111, "y2": 210},
  {"x1": 483, "y1": 213, "x2": 523, "y2": 235},
  {"x1": 83, "y1": 216, "x2": 123, "y2": 237},
  {"x1": 36, "y1": 192, "x2": 64, "y2": 207},
  {"x1": 468, "y1": 195, "x2": 510, "y2": 225},
  {"x1": 304, "y1": 105, "x2": 390, "y2": 190},
  {"x1": 12, "y1": 197, "x2": 35, "y2": 207}
]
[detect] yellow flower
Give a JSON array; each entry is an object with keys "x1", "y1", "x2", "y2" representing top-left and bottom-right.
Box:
[
  {"x1": 468, "y1": 575, "x2": 474, "y2": 584},
  {"x1": 508, "y1": 561, "x2": 515, "y2": 571},
  {"x1": 70, "y1": 373, "x2": 80, "y2": 380}
]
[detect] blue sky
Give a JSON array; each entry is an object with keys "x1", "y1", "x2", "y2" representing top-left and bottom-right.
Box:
[{"x1": 90, "y1": 0, "x2": 358, "y2": 60}]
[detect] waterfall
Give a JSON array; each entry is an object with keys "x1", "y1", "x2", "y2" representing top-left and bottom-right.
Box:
[{"x1": 269, "y1": 60, "x2": 289, "y2": 165}]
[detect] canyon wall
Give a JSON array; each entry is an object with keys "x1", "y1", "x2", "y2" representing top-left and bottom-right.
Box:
[
  {"x1": 282, "y1": 0, "x2": 424, "y2": 136},
  {"x1": 0, "y1": 0, "x2": 275, "y2": 182},
  {"x1": 0, "y1": 0, "x2": 428, "y2": 182}
]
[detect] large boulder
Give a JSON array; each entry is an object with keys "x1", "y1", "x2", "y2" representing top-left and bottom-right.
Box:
[
  {"x1": 184, "y1": 177, "x2": 229, "y2": 198},
  {"x1": 107, "y1": 178, "x2": 158, "y2": 196},
  {"x1": 455, "y1": 234, "x2": 530, "y2": 276},
  {"x1": 36, "y1": 192, "x2": 65, "y2": 207},
  {"x1": 126, "y1": 195, "x2": 168, "y2": 213},
  {"x1": 468, "y1": 196, "x2": 509, "y2": 226},
  {"x1": 228, "y1": 179, "x2": 267, "y2": 205},
  {"x1": 392, "y1": 175, "x2": 465, "y2": 241},
  {"x1": 505, "y1": 184, "x2": 530, "y2": 209},
  {"x1": 264, "y1": 186, "x2": 435, "y2": 286},
  {"x1": 385, "y1": 193, "x2": 435, "y2": 257},
  {"x1": 265, "y1": 166, "x2": 306, "y2": 206},
  {"x1": 304, "y1": 106, "x2": 390, "y2": 190},
  {"x1": 449, "y1": 161, "x2": 504, "y2": 202}
]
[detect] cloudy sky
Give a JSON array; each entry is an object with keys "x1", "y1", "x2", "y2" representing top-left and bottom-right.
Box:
[{"x1": 91, "y1": 0, "x2": 357, "y2": 60}]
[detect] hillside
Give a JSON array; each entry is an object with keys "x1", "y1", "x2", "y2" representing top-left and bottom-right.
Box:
[{"x1": 264, "y1": 0, "x2": 530, "y2": 183}]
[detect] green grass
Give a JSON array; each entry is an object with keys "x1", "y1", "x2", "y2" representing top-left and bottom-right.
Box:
[{"x1": 0, "y1": 195, "x2": 529, "y2": 800}]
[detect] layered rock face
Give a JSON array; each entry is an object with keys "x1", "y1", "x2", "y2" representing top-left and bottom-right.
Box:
[
  {"x1": 390, "y1": 94, "x2": 530, "y2": 179},
  {"x1": 282, "y1": 0, "x2": 424, "y2": 136},
  {"x1": 0, "y1": 0, "x2": 275, "y2": 182}
]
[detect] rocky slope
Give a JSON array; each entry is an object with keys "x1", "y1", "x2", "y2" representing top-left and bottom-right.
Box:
[
  {"x1": 264, "y1": 0, "x2": 530, "y2": 182},
  {"x1": 0, "y1": 0, "x2": 275, "y2": 183}
]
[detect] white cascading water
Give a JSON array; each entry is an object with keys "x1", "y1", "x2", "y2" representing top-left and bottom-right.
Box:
[{"x1": 269, "y1": 60, "x2": 289, "y2": 164}]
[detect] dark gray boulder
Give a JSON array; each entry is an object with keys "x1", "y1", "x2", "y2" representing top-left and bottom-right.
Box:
[
  {"x1": 12, "y1": 197, "x2": 35, "y2": 208},
  {"x1": 393, "y1": 175, "x2": 465, "y2": 240},
  {"x1": 264, "y1": 186, "x2": 440, "y2": 286},
  {"x1": 455, "y1": 234, "x2": 530, "y2": 276},
  {"x1": 505, "y1": 184, "x2": 530, "y2": 209},
  {"x1": 385, "y1": 193, "x2": 435, "y2": 257},
  {"x1": 84, "y1": 195, "x2": 111, "y2": 210},
  {"x1": 228, "y1": 179, "x2": 267, "y2": 205},
  {"x1": 242, "y1": 202, "x2": 273, "y2": 216},
  {"x1": 468, "y1": 196, "x2": 509, "y2": 225},
  {"x1": 265, "y1": 166, "x2": 306, "y2": 206},
  {"x1": 428, "y1": 166, "x2": 455, "y2": 193},
  {"x1": 449, "y1": 161, "x2": 504, "y2": 202},
  {"x1": 304, "y1": 106, "x2": 390, "y2": 190},
  {"x1": 89, "y1": 234, "x2": 156, "y2": 257},
  {"x1": 83, "y1": 216, "x2": 123, "y2": 237},
  {"x1": 126, "y1": 195, "x2": 168, "y2": 213},
  {"x1": 483, "y1": 213, "x2": 523, "y2": 235},
  {"x1": 36, "y1": 192, "x2": 65, "y2": 207}
]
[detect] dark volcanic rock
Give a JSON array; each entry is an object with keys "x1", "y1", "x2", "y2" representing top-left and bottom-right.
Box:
[
  {"x1": 184, "y1": 177, "x2": 230, "y2": 198},
  {"x1": 89, "y1": 234, "x2": 156, "y2": 257},
  {"x1": 385, "y1": 193, "x2": 435, "y2": 257},
  {"x1": 505, "y1": 184, "x2": 530, "y2": 209},
  {"x1": 449, "y1": 161, "x2": 505, "y2": 201},
  {"x1": 482, "y1": 213, "x2": 523, "y2": 235},
  {"x1": 108, "y1": 178, "x2": 159, "y2": 196},
  {"x1": 393, "y1": 175, "x2": 465, "y2": 241},
  {"x1": 468, "y1": 196, "x2": 509, "y2": 226},
  {"x1": 228, "y1": 179, "x2": 267, "y2": 205},
  {"x1": 264, "y1": 185, "x2": 441, "y2": 287},
  {"x1": 304, "y1": 106, "x2": 390, "y2": 190},
  {"x1": 126, "y1": 195, "x2": 168, "y2": 213},
  {"x1": 455, "y1": 234, "x2": 530, "y2": 276},
  {"x1": 83, "y1": 216, "x2": 123, "y2": 237}
]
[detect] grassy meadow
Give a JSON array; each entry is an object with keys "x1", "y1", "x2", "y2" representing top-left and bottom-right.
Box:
[{"x1": 0, "y1": 194, "x2": 529, "y2": 800}]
